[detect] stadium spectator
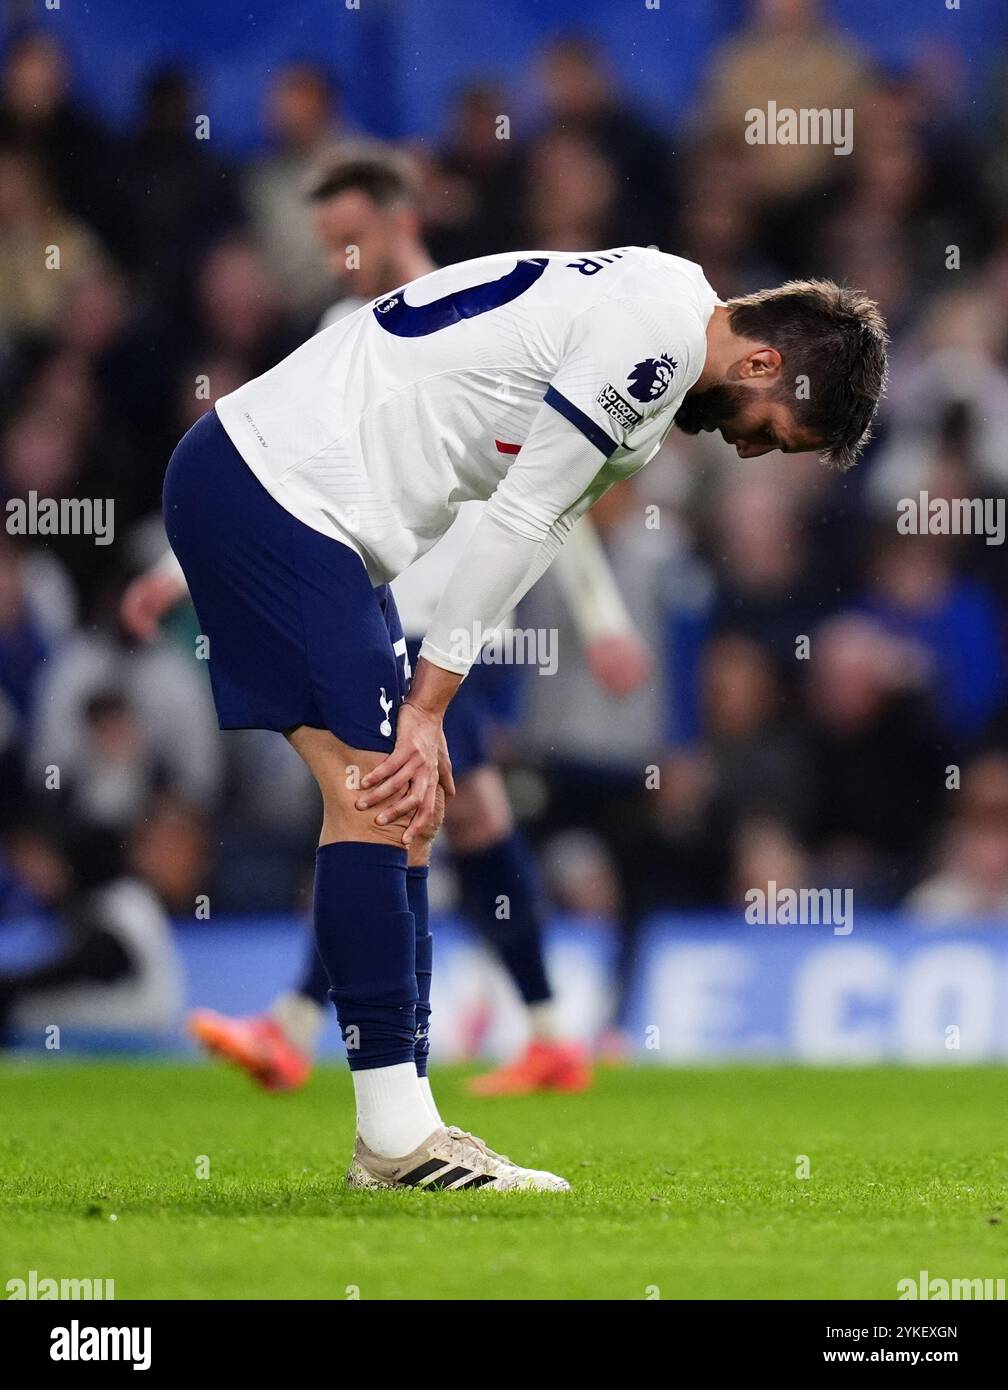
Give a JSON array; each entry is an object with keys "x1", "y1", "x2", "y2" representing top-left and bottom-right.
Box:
[
  {"x1": 802, "y1": 615, "x2": 946, "y2": 902},
  {"x1": 420, "y1": 81, "x2": 522, "y2": 264},
  {"x1": 0, "y1": 533, "x2": 71, "y2": 734},
  {"x1": 244, "y1": 63, "x2": 343, "y2": 314},
  {"x1": 702, "y1": 0, "x2": 867, "y2": 205},
  {"x1": 518, "y1": 128, "x2": 627, "y2": 250},
  {"x1": 907, "y1": 752, "x2": 1008, "y2": 920},
  {"x1": 0, "y1": 819, "x2": 183, "y2": 1045},
  {"x1": 123, "y1": 67, "x2": 244, "y2": 304},
  {"x1": 27, "y1": 576, "x2": 223, "y2": 818},
  {"x1": 703, "y1": 463, "x2": 836, "y2": 669},
  {"x1": 129, "y1": 795, "x2": 215, "y2": 916},
  {"x1": 0, "y1": 148, "x2": 107, "y2": 337},
  {"x1": 535, "y1": 34, "x2": 672, "y2": 241},
  {"x1": 856, "y1": 531, "x2": 1006, "y2": 748},
  {"x1": 0, "y1": 30, "x2": 127, "y2": 258}
]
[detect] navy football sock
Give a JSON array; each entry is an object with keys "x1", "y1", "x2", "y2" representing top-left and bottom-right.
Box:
[
  {"x1": 296, "y1": 944, "x2": 332, "y2": 1008},
  {"x1": 313, "y1": 841, "x2": 417, "y2": 1071},
  {"x1": 407, "y1": 865, "x2": 432, "y2": 1076},
  {"x1": 455, "y1": 830, "x2": 552, "y2": 1005}
]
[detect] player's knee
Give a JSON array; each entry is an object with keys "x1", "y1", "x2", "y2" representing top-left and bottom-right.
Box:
[
  {"x1": 317, "y1": 761, "x2": 446, "y2": 855},
  {"x1": 321, "y1": 786, "x2": 400, "y2": 846},
  {"x1": 404, "y1": 784, "x2": 446, "y2": 866}
]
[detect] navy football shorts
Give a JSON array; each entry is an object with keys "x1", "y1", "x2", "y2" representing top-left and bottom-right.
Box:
[{"x1": 162, "y1": 408, "x2": 409, "y2": 753}]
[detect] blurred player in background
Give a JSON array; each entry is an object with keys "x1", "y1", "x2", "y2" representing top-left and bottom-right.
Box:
[{"x1": 123, "y1": 144, "x2": 652, "y2": 1096}]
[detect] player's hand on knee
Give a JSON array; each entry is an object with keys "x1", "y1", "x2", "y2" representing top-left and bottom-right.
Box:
[{"x1": 356, "y1": 702, "x2": 446, "y2": 844}]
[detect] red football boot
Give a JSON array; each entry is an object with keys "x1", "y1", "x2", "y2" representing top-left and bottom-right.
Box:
[
  {"x1": 188, "y1": 1009, "x2": 312, "y2": 1092},
  {"x1": 467, "y1": 1039, "x2": 593, "y2": 1096}
]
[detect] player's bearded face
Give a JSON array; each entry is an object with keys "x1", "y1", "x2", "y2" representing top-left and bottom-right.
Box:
[{"x1": 673, "y1": 382, "x2": 753, "y2": 436}]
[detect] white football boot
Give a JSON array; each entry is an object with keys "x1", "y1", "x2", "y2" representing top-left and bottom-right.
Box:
[{"x1": 347, "y1": 1123, "x2": 570, "y2": 1192}]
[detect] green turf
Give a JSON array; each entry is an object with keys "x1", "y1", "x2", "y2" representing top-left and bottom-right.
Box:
[{"x1": 1, "y1": 1061, "x2": 1005, "y2": 1300}]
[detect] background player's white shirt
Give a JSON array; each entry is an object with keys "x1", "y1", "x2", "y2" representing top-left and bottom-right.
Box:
[
  {"x1": 317, "y1": 294, "x2": 366, "y2": 332},
  {"x1": 390, "y1": 499, "x2": 485, "y2": 637}
]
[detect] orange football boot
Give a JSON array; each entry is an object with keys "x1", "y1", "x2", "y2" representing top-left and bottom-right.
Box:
[
  {"x1": 188, "y1": 1009, "x2": 312, "y2": 1091},
  {"x1": 467, "y1": 1039, "x2": 593, "y2": 1096}
]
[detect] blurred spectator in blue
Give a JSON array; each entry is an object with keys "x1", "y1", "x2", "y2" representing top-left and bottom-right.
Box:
[
  {"x1": 857, "y1": 531, "x2": 1006, "y2": 748},
  {"x1": 0, "y1": 534, "x2": 69, "y2": 737},
  {"x1": 0, "y1": 532, "x2": 76, "y2": 821},
  {"x1": 0, "y1": 817, "x2": 184, "y2": 1043}
]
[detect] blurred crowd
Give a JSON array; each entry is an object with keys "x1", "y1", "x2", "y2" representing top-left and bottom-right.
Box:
[{"x1": 3, "y1": 0, "x2": 1008, "y2": 993}]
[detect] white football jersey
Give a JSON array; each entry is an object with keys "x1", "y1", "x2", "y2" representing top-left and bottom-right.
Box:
[
  {"x1": 313, "y1": 290, "x2": 489, "y2": 636},
  {"x1": 215, "y1": 248, "x2": 717, "y2": 588}
]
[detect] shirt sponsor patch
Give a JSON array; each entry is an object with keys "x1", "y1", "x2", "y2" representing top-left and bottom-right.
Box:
[{"x1": 596, "y1": 382, "x2": 643, "y2": 431}]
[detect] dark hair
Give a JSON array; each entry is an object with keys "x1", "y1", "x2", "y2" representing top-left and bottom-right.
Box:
[
  {"x1": 726, "y1": 279, "x2": 889, "y2": 472},
  {"x1": 307, "y1": 142, "x2": 418, "y2": 208}
]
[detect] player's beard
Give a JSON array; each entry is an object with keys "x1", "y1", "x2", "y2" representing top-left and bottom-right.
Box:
[{"x1": 674, "y1": 383, "x2": 751, "y2": 436}]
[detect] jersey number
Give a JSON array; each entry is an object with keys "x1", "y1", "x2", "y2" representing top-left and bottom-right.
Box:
[{"x1": 373, "y1": 257, "x2": 549, "y2": 337}]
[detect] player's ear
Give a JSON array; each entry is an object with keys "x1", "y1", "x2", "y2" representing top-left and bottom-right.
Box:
[{"x1": 738, "y1": 346, "x2": 783, "y2": 380}]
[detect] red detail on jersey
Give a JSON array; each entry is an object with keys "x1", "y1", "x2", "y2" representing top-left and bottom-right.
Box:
[{"x1": 494, "y1": 440, "x2": 521, "y2": 455}]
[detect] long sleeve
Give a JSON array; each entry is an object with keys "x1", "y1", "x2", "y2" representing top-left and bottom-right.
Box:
[{"x1": 419, "y1": 405, "x2": 609, "y2": 673}]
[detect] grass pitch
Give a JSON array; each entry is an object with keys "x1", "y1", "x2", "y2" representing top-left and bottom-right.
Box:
[{"x1": 1, "y1": 1061, "x2": 1005, "y2": 1300}]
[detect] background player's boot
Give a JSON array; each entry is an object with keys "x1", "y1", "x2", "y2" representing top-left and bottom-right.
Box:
[
  {"x1": 347, "y1": 1123, "x2": 570, "y2": 1191},
  {"x1": 188, "y1": 1009, "x2": 312, "y2": 1091},
  {"x1": 467, "y1": 1039, "x2": 593, "y2": 1096}
]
